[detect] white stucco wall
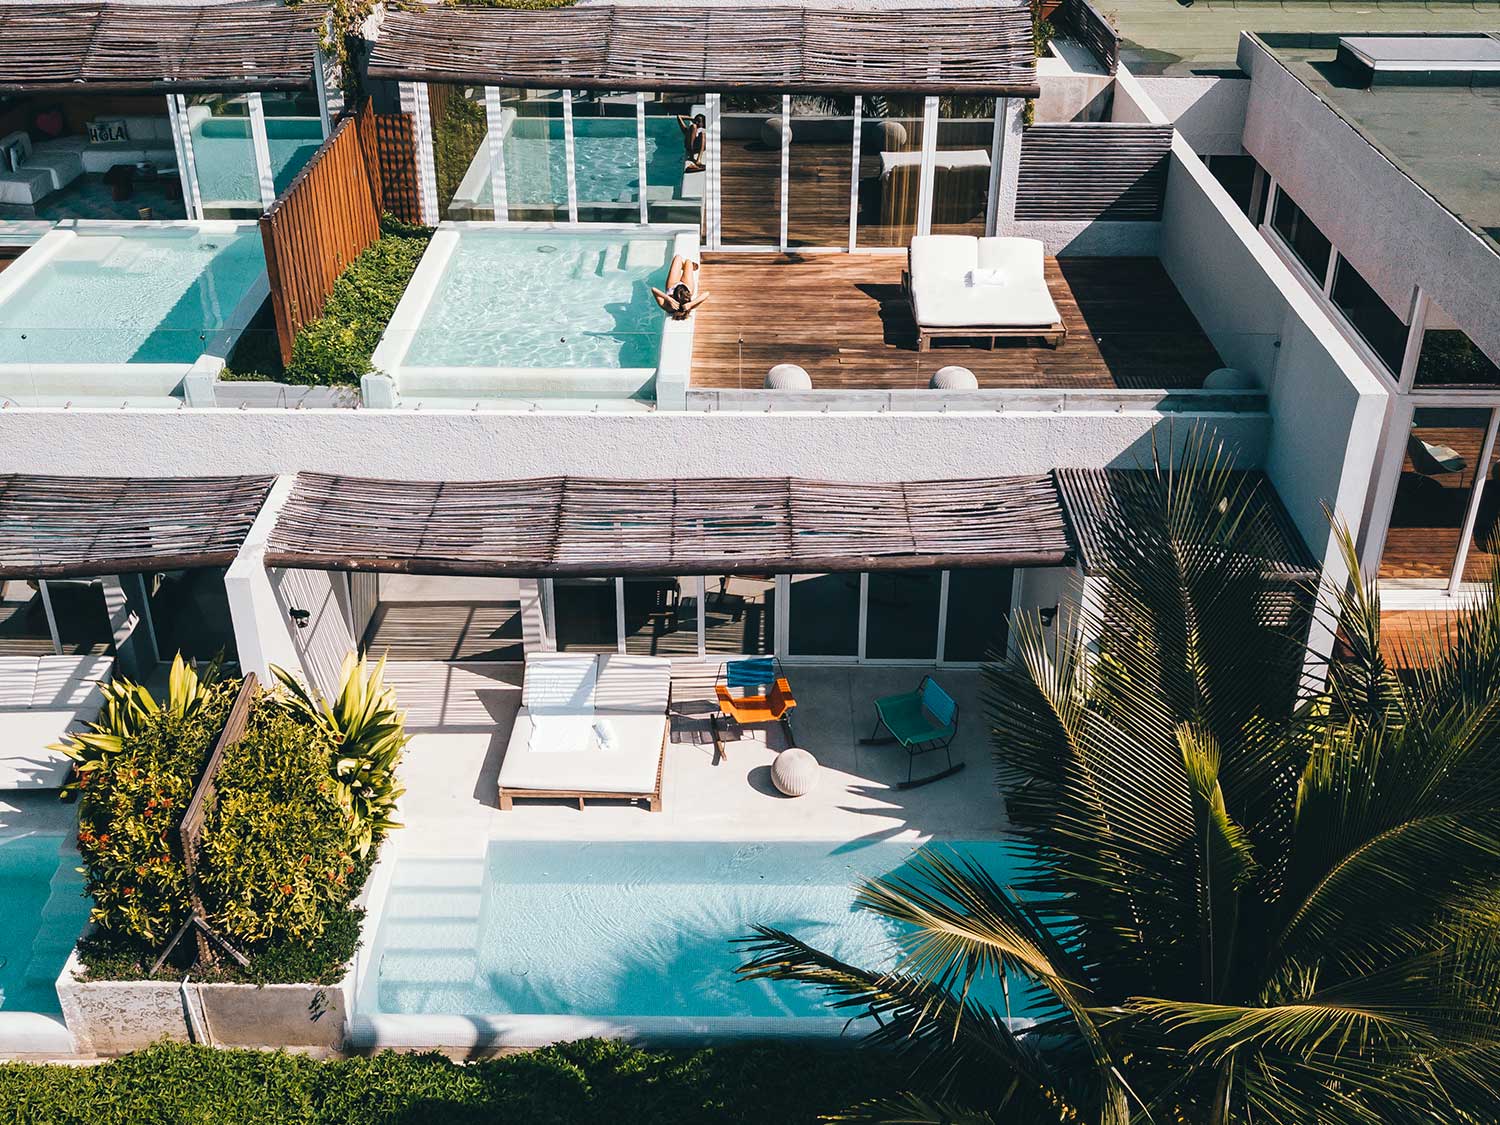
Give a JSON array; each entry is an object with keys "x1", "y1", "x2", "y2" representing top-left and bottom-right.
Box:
[
  {"x1": 1238, "y1": 35, "x2": 1500, "y2": 367},
  {"x1": 0, "y1": 408, "x2": 1270, "y2": 480},
  {"x1": 1134, "y1": 77, "x2": 1249, "y2": 156}
]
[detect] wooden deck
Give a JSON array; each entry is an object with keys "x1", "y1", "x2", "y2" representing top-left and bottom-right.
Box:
[
  {"x1": 690, "y1": 253, "x2": 1223, "y2": 391},
  {"x1": 1378, "y1": 425, "x2": 1498, "y2": 582}
]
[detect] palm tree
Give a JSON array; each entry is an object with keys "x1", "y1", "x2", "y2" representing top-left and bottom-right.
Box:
[{"x1": 738, "y1": 433, "x2": 1500, "y2": 1124}]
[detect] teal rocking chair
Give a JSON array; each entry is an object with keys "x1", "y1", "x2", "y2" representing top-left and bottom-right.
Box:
[{"x1": 860, "y1": 675, "x2": 963, "y2": 788}]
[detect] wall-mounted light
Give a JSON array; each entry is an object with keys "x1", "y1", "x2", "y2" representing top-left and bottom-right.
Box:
[
  {"x1": 1038, "y1": 605, "x2": 1059, "y2": 628},
  {"x1": 289, "y1": 607, "x2": 310, "y2": 630}
]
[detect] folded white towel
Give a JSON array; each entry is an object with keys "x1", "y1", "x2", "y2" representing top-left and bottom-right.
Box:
[
  {"x1": 966, "y1": 268, "x2": 1008, "y2": 288},
  {"x1": 593, "y1": 719, "x2": 618, "y2": 752}
]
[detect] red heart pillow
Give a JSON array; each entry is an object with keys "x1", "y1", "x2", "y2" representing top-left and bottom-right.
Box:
[{"x1": 34, "y1": 109, "x2": 64, "y2": 138}]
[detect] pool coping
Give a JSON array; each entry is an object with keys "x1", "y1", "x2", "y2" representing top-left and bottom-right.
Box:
[
  {"x1": 367, "y1": 220, "x2": 699, "y2": 411},
  {"x1": 0, "y1": 219, "x2": 268, "y2": 407}
]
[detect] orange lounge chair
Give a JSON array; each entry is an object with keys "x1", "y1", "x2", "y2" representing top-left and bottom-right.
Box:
[{"x1": 711, "y1": 657, "x2": 796, "y2": 763}]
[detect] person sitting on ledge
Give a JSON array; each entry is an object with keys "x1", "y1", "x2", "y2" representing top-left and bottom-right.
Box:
[
  {"x1": 677, "y1": 113, "x2": 707, "y2": 173},
  {"x1": 652, "y1": 255, "x2": 710, "y2": 320}
]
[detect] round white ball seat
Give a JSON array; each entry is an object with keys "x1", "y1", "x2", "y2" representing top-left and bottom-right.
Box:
[
  {"x1": 1204, "y1": 367, "x2": 1255, "y2": 390},
  {"x1": 930, "y1": 365, "x2": 978, "y2": 390},
  {"x1": 772, "y1": 747, "x2": 819, "y2": 797},
  {"x1": 761, "y1": 116, "x2": 789, "y2": 148},
  {"x1": 765, "y1": 363, "x2": 812, "y2": 390},
  {"x1": 878, "y1": 120, "x2": 908, "y2": 149}
]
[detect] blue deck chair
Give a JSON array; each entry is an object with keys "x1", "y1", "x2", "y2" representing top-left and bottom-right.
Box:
[
  {"x1": 711, "y1": 657, "x2": 796, "y2": 764},
  {"x1": 860, "y1": 675, "x2": 963, "y2": 788}
]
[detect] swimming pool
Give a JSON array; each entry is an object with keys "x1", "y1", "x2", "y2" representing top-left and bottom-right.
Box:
[
  {"x1": 354, "y1": 839, "x2": 1033, "y2": 1047},
  {"x1": 0, "y1": 222, "x2": 267, "y2": 403},
  {"x1": 189, "y1": 114, "x2": 325, "y2": 208},
  {"x1": 0, "y1": 835, "x2": 89, "y2": 1016},
  {"x1": 449, "y1": 115, "x2": 697, "y2": 221},
  {"x1": 369, "y1": 223, "x2": 698, "y2": 409}
]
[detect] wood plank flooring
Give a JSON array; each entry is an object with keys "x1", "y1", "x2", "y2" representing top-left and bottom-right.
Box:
[{"x1": 690, "y1": 252, "x2": 1223, "y2": 390}]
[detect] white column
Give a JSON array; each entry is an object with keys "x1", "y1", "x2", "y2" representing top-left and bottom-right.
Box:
[
  {"x1": 705, "y1": 93, "x2": 722, "y2": 250},
  {"x1": 100, "y1": 574, "x2": 155, "y2": 680},
  {"x1": 847, "y1": 97, "x2": 862, "y2": 252},
  {"x1": 562, "y1": 90, "x2": 579, "y2": 222},
  {"x1": 518, "y1": 578, "x2": 552, "y2": 651},
  {"x1": 403, "y1": 81, "x2": 439, "y2": 225},
  {"x1": 992, "y1": 97, "x2": 1023, "y2": 235},
  {"x1": 247, "y1": 92, "x2": 277, "y2": 209},
  {"x1": 484, "y1": 86, "x2": 509, "y2": 221},
  {"x1": 778, "y1": 94, "x2": 791, "y2": 251},
  {"x1": 636, "y1": 93, "x2": 650, "y2": 224},
  {"x1": 37, "y1": 580, "x2": 62, "y2": 655},
  {"x1": 314, "y1": 50, "x2": 339, "y2": 136},
  {"x1": 166, "y1": 93, "x2": 203, "y2": 219},
  {"x1": 916, "y1": 96, "x2": 939, "y2": 237},
  {"x1": 224, "y1": 475, "x2": 301, "y2": 681},
  {"x1": 1450, "y1": 409, "x2": 1500, "y2": 595}
]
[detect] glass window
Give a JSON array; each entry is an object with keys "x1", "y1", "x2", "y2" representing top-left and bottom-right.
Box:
[
  {"x1": 865, "y1": 571, "x2": 941, "y2": 661},
  {"x1": 718, "y1": 95, "x2": 784, "y2": 246},
  {"x1": 622, "y1": 576, "x2": 698, "y2": 656},
  {"x1": 643, "y1": 93, "x2": 706, "y2": 227},
  {"x1": 259, "y1": 90, "x2": 325, "y2": 198},
  {"x1": 429, "y1": 83, "x2": 490, "y2": 220},
  {"x1": 787, "y1": 95, "x2": 856, "y2": 248},
  {"x1": 0, "y1": 578, "x2": 114, "y2": 657},
  {"x1": 1379, "y1": 408, "x2": 1491, "y2": 584},
  {"x1": 148, "y1": 568, "x2": 237, "y2": 665},
  {"x1": 1330, "y1": 256, "x2": 1409, "y2": 374},
  {"x1": 1270, "y1": 189, "x2": 1331, "y2": 284},
  {"x1": 569, "y1": 91, "x2": 643, "y2": 223},
  {"x1": 500, "y1": 89, "x2": 569, "y2": 222},
  {"x1": 1206, "y1": 155, "x2": 1256, "y2": 219},
  {"x1": 550, "y1": 578, "x2": 618, "y2": 652},
  {"x1": 186, "y1": 93, "x2": 261, "y2": 216},
  {"x1": 703, "y1": 576, "x2": 775, "y2": 655},
  {"x1": 1464, "y1": 432, "x2": 1500, "y2": 583},
  {"x1": 942, "y1": 568, "x2": 1013, "y2": 663},
  {"x1": 858, "y1": 96, "x2": 925, "y2": 248},
  {"x1": 786, "y1": 573, "x2": 860, "y2": 658},
  {"x1": 1414, "y1": 299, "x2": 1500, "y2": 388},
  {"x1": 929, "y1": 97, "x2": 996, "y2": 237}
]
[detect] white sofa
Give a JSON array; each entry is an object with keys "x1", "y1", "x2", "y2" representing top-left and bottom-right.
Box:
[
  {"x1": 905, "y1": 235, "x2": 1067, "y2": 350},
  {"x1": 0, "y1": 131, "x2": 80, "y2": 206},
  {"x1": 0, "y1": 655, "x2": 113, "y2": 790},
  {"x1": 498, "y1": 651, "x2": 671, "y2": 811},
  {"x1": 0, "y1": 116, "x2": 179, "y2": 207}
]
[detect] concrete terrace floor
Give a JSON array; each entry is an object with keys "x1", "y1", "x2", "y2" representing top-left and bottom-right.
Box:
[{"x1": 385, "y1": 662, "x2": 1009, "y2": 859}]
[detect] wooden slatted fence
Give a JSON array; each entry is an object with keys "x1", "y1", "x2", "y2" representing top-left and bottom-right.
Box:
[
  {"x1": 1017, "y1": 123, "x2": 1172, "y2": 222},
  {"x1": 260, "y1": 101, "x2": 386, "y2": 365},
  {"x1": 1057, "y1": 0, "x2": 1119, "y2": 75}
]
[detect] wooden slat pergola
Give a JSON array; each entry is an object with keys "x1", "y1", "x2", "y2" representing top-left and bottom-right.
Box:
[
  {"x1": 0, "y1": 475, "x2": 276, "y2": 580},
  {"x1": 263, "y1": 473, "x2": 1075, "y2": 576},
  {"x1": 0, "y1": 2, "x2": 325, "y2": 94},
  {"x1": 1055, "y1": 468, "x2": 1318, "y2": 581},
  {"x1": 366, "y1": 3, "x2": 1040, "y2": 97}
]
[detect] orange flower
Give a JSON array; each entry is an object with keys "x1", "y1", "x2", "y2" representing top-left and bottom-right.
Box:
[{"x1": 280, "y1": 884, "x2": 293, "y2": 895}]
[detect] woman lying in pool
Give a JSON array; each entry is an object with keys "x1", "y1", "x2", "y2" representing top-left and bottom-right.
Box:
[{"x1": 651, "y1": 255, "x2": 711, "y2": 320}]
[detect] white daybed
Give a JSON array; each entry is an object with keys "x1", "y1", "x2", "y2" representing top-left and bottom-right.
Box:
[
  {"x1": 498, "y1": 652, "x2": 671, "y2": 812},
  {"x1": 904, "y1": 234, "x2": 1067, "y2": 351},
  {"x1": 0, "y1": 655, "x2": 113, "y2": 790}
]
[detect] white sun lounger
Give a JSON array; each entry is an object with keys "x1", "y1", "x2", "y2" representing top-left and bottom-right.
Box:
[
  {"x1": 904, "y1": 235, "x2": 1066, "y2": 351},
  {"x1": 498, "y1": 652, "x2": 672, "y2": 811},
  {"x1": 0, "y1": 655, "x2": 113, "y2": 789}
]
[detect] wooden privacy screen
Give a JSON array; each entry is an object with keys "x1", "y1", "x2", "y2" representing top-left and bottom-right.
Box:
[
  {"x1": 1056, "y1": 0, "x2": 1119, "y2": 75},
  {"x1": 1017, "y1": 123, "x2": 1172, "y2": 222},
  {"x1": 261, "y1": 100, "x2": 401, "y2": 365}
]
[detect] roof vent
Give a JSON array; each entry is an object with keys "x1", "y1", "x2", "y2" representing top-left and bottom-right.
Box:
[{"x1": 1338, "y1": 35, "x2": 1500, "y2": 87}]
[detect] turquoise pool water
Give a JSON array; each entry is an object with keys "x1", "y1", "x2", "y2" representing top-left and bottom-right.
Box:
[
  {"x1": 0, "y1": 835, "x2": 89, "y2": 1014},
  {"x1": 402, "y1": 231, "x2": 670, "y2": 369},
  {"x1": 0, "y1": 227, "x2": 266, "y2": 366},
  {"x1": 191, "y1": 116, "x2": 325, "y2": 206},
  {"x1": 369, "y1": 840, "x2": 1033, "y2": 1020},
  {"x1": 475, "y1": 116, "x2": 687, "y2": 209}
]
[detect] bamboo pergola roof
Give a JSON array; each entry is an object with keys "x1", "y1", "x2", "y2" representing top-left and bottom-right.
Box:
[
  {"x1": 0, "y1": 2, "x2": 325, "y2": 94},
  {"x1": 0, "y1": 475, "x2": 275, "y2": 580},
  {"x1": 1055, "y1": 468, "x2": 1318, "y2": 581},
  {"x1": 367, "y1": 3, "x2": 1040, "y2": 97},
  {"x1": 263, "y1": 473, "x2": 1074, "y2": 576}
]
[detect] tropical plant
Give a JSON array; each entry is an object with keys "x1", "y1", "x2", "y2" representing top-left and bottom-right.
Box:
[
  {"x1": 55, "y1": 654, "x2": 224, "y2": 795},
  {"x1": 738, "y1": 433, "x2": 1500, "y2": 1123},
  {"x1": 272, "y1": 654, "x2": 408, "y2": 857}
]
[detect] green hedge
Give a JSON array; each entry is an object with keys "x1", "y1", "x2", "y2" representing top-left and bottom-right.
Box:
[
  {"x1": 284, "y1": 224, "x2": 432, "y2": 387},
  {"x1": 0, "y1": 1041, "x2": 893, "y2": 1124}
]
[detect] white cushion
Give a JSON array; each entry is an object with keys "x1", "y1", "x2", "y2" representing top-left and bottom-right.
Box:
[
  {"x1": 912, "y1": 279, "x2": 1061, "y2": 329},
  {"x1": 520, "y1": 652, "x2": 598, "y2": 713},
  {"x1": 500, "y1": 708, "x2": 665, "y2": 794},
  {"x1": 0, "y1": 711, "x2": 77, "y2": 790},
  {"x1": 527, "y1": 710, "x2": 597, "y2": 755},
  {"x1": 594, "y1": 654, "x2": 670, "y2": 713},
  {"x1": 33, "y1": 655, "x2": 112, "y2": 712},
  {"x1": 978, "y1": 237, "x2": 1044, "y2": 275},
  {"x1": 934, "y1": 149, "x2": 991, "y2": 172},
  {"x1": 0, "y1": 657, "x2": 39, "y2": 709},
  {"x1": 908, "y1": 235, "x2": 977, "y2": 282},
  {"x1": 0, "y1": 166, "x2": 54, "y2": 206},
  {"x1": 24, "y1": 146, "x2": 85, "y2": 191}
]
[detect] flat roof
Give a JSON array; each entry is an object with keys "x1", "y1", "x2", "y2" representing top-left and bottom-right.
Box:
[
  {"x1": 1260, "y1": 34, "x2": 1500, "y2": 256},
  {"x1": 1107, "y1": 0, "x2": 1500, "y2": 77}
]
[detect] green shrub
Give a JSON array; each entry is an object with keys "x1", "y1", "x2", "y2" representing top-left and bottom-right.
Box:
[
  {"x1": 199, "y1": 708, "x2": 358, "y2": 945},
  {"x1": 285, "y1": 231, "x2": 430, "y2": 386},
  {"x1": 0, "y1": 1040, "x2": 895, "y2": 1124}
]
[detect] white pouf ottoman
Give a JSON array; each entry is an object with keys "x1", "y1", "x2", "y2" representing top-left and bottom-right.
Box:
[
  {"x1": 772, "y1": 747, "x2": 819, "y2": 797},
  {"x1": 765, "y1": 363, "x2": 812, "y2": 390},
  {"x1": 761, "y1": 116, "x2": 789, "y2": 149},
  {"x1": 930, "y1": 365, "x2": 978, "y2": 390},
  {"x1": 1204, "y1": 366, "x2": 1255, "y2": 390}
]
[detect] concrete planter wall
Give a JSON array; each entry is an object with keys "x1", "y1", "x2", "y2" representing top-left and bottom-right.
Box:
[{"x1": 56, "y1": 949, "x2": 354, "y2": 1055}]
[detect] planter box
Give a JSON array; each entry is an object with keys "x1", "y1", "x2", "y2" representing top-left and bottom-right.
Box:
[{"x1": 56, "y1": 949, "x2": 354, "y2": 1055}]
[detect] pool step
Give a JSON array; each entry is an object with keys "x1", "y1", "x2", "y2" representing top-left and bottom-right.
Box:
[
  {"x1": 389, "y1": 857, "x2": 487, "y2": 892},
  {"x1": 601, "y1": 243, "x2": 623, "y2": 273},
  {"x1": 625, "y1": 239, "x2": 667, "y2": 271}
]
